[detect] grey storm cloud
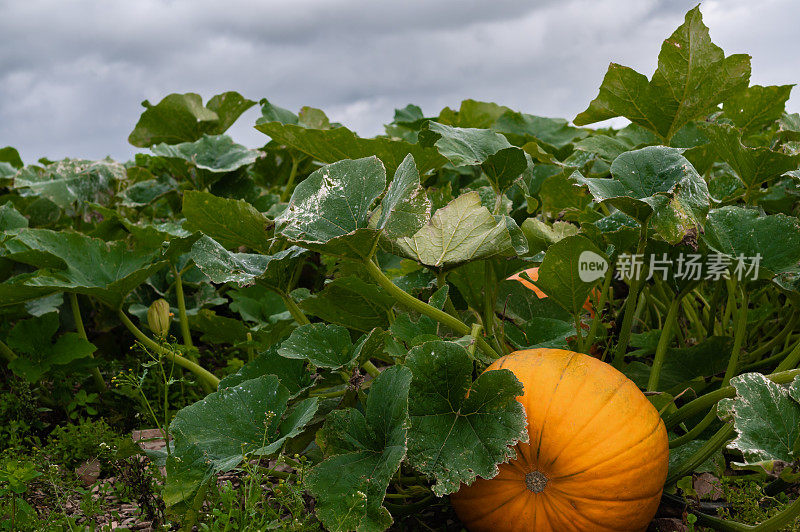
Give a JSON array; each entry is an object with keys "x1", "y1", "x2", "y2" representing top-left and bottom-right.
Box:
[{"x1": 1, "y1": 0, "x2": 798, "y2": 163}]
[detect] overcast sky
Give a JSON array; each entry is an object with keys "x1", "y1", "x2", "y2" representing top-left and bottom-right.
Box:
[{"x1": 2, "y1": 0, "x2": 799, "y2": 164}]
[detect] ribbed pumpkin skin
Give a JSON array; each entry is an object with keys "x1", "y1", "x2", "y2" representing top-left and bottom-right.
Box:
[{"x1": 451, "y1": 349, "x2": 668, "y2": 532}]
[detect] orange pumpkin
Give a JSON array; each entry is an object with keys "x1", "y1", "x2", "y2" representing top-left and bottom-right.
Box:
[
  {"x1": 451, "y1": 349, "x2": 668, "y2": 532},
  {"x1": 508, "y1": 267, "x2": 597, "y2": 317}
]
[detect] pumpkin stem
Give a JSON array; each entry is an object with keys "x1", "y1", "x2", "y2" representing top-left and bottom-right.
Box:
[{"x1": 524, "y1": 471, "x2": 548, "y2": 493}]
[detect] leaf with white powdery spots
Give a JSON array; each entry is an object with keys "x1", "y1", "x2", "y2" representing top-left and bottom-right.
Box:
[
  {"x1": 718, "y1": 373, "x2": 800, "y2": 466},
  {"x1": 405, "y1": 341, "x2": 527, "y2": 496}
]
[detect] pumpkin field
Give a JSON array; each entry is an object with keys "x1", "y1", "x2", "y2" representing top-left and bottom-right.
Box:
[{"x1": 4, "y1": 6, "x2": 800, "y2": 531}]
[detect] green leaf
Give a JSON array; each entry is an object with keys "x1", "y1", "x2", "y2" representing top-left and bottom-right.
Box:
[
  {"x1": 419, "y1": 121, "x2": 513, "y2": 167},
  {"x1": 573, "y1": 146, "x2": 710, "y2": 244},
  {"x1": 520, "y1": 218, "x2": 578, "y2": 255},
  {"x1": 190, "y1": 309, "x2": 250, "y2": 345},
  {"x1": 254, "y1": 120, "x2": 446, "y2": 175},
  {"x1": 387, "y1": 191, "x2": 527, "y2": 269},
  {"x1": 129, "y1": 92, "x2": 255, "y2": 147},
  {"x1": 182, "y1": 191, "x2": 273, "y2": 254},
  {"x1": 206, "y1": 92, "x2": 257, "y2": 134},
  {"x1": 167, "y1": 375, "x2": 317, "y2": 504},
  {"x1": 574, "y1": 6, "x2": 751, "y2": 142},
  {"x1": 700, "y1": 123, "x2": 800, "y2": 190},
  {"x1": 117, "y1": 178, "x2": 174, "y2": 207},
  {"x1": 538, "y1": 171, "x2": 591, "y2": 217},
  {"x1": 299, "y1": 276, "x2": 394, "y2": 333},
  {"x1": 151, "y1": 135, "x2": 261, "y2": 173},
  {"x1": 375, "y1": 154, "x2": 431, "y2": 240},
  {"x1": 13, "y1": 158, "x2": 126, "y2": 209},
  {"x1": 722, "y1": 84, "x2": 794, "y2": 138},
  {"x1": 276, "y1": 157, "x2": 385, "y2": 259},
  {"x1": 6, "y1": 313, "x2": 96, "y2": 382},
  {"x1": 0, "y1": 203, "x2": 28, "y2": 232},
  {"x1": 481, "y1": 147, "x2": 530, "y2": 192},
  {"x1": 493, "y1": 111, "x2": 588, "y2": 151},
  {"x1": 505, "y1": 317, "x2": 575, "y2": 350},
  {"x1": 0, "y1": 146, "x2": 23, "y2": 168},
  {"x1": 405, "y1": 341, "x2": 527, "y2": 496},
  {"x1": 0, "y1": 276, "x2": 58, "y2": 308},
  {"x1": 718, "y1": 373, "x2": 800, "y2": 465},
  {"x1": 307, "y1": 365, "x2": 412, "y2": 532},
  {"x1": 4, "y1": 229, "x2": 165, "y2": 308},
  {"x1": 219, "y1": 346, "x2": 312, "y2": 394},
  {"x1": 703, "y1": 206, "x2": 800, "y2": 277},
  {"x1": 536, "y1": 235, "x2": 607, "y2": 315},
  {"x1": 191, "y1": 236, "x2": 306, "y2": 291},
  {"x1": 278, "y1": 323, "x2": 357, "y2": 369}
]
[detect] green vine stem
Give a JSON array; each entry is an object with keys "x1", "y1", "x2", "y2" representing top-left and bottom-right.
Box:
[
  {"x1": 280, "y1": 156, "x2": 300, "y2": 203},
  {"x1": 279, "y1": 292, "x2": 311, "y2": 326},
  {"x1": 648, "y1": 287, "x2": 691, "y2": 392},
  {"x1": 774, "y1": 330, "x2": 800, "y2": 372},
  {"x1": 436, "y1": 270, "x2": 460, "y2": 318},
  {"x1": 663, "y1": 368, "x2": 800, "y2": 430},
  {"x1": 585, "y1": 265, "x2": 613, "y2": 353},
  {"x1": 743, "y1": 336, "x2": 800, "y2": 371},
  {"x1": 362, "y1": 361, "x2": 381, "y2": 379},
  {"x1": 0, "y1": 339, "x2": 17, "y2": 362},
  {"x1": 613, "y1": 221, "x2": 649, "y2": 368},
  {"x1": 171, "y1": 264, "x2": 194, "y2": 349},
  {"x1": 744, "y1": 315, "x2": 799, "y2": 364},
  {"x1": 665, "y1": 422, "x2": 734, "y2": 485},
  {"x1": 69, "y1": 293, "x2": 107, "y2": 391},
  {"x1": 722, "y1": 279, "x2": 749, "y2": 385},
  {"x1": 363, "y1": 259, "x2": 499, "y2": 361},
  {"x1": 117, "y1": 310, "x2": 220, "y2": 390},
  {"x1": 669, "y1": 408, "x2": 718, "y2": 448}
]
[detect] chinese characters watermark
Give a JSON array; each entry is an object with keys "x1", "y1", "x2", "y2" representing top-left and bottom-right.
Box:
[{"x1": 614, "y1": 252, "x2": 761, "y2": 281}]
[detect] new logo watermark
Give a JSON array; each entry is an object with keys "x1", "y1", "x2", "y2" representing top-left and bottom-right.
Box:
[{"x1": 578, "y1": 251, "x2": 609, "y2": 282}]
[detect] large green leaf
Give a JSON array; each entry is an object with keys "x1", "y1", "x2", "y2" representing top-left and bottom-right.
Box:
[
  {"x1": 182, "y1": 190, "x2": 272, "y2": 253},
  {"x1": 536, "y1": 235, "x2": 607, "y2": 316},
  {"x1": 190, "y1": 236, "x2": 306, "y2": 290},
  {"x1": 718, "y1": 373, "x2": 800, "y2": 466},
  {"x1": 13, "y1": 158, "x2": 126, "y2": 209},
  {"x1": 307, "y1": 365, "x2": 412, "y2": 532},
  {"x1": 218, "y1": 346, "x2": 312, "y2": 394},
  {"x1": 166, "y1": 375, "x2": 318, "y2": 505},
  {"x1": 4, "y1": 229, "x2": 165, "y2": 308},
  {"x1": 254, "y1": 119, "x2": 446, "y2": 175},
  {"x1": 374, "y1": 154, "x2": 431, "y2": 240},
  {"x1": 5, "y1": 313, "x2": 97, "y2": 382},
  {"x1": 387, "y1": 191, "x2": 527, "y2": 269},
  {"x1": 722, "y1": 85, "x2": 794, "y2": 138},
  {"x1": 151, "y1": 135, "x2": 261, "y2": 173},
  {"x1": 276, "y1": 157, "x2": 385, "y2": 259},
  {"x1": 278, "y1": 323, "x2": 357, "y2": 370},
  {"x1": 573, "y1": 146, "x2": 710, "y2": 244},
  {"x1": 129, "y1": 92, "x2": 255, "y2": 147},
  {"x1": 405, "y1": 341, "x2": 527, "y2": 496},
  {"x1": 703, "y1": 206, "x2": 800, "y2": 277},
  {"x1": 574, "y1": 6, "x2": 751, "y2": 142},
  {"x1": 700, "y1": 123, "x2": 800, "y2": 191},
  {"x1": 418, "y1": 121, "x2": 512, "y2": 166}
]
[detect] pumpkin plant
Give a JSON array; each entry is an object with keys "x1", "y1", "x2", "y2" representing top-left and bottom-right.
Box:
[{"x1": 4, "y1": 5, "x2": 800, "y2": 531}]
